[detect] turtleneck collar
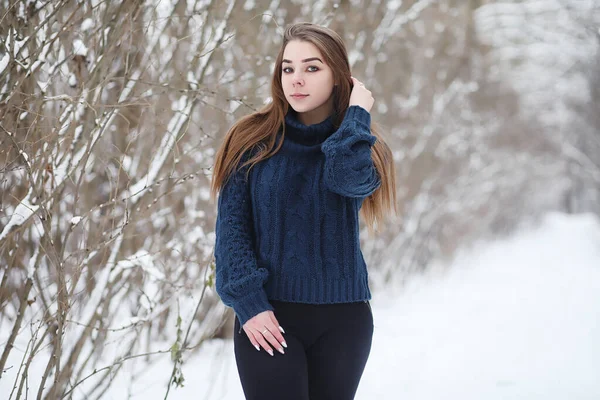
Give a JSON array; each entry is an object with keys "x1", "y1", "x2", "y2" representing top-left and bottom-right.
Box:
[{"x1": 283, "y1": 111, "x2": 335, "y2": 148}]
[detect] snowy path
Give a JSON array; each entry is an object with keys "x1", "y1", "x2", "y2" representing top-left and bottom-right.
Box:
[{"x1": 108, "y1": 212, "x2": 600, "y2": 399}]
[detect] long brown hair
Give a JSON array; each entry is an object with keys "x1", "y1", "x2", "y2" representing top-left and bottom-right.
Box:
[{"x1": 210, "y1": 22, "x2": 397, "y2": 234}]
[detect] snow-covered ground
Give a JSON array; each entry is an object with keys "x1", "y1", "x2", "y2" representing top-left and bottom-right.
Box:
[
  {"x1": 3, "y1": 211, "x2": 600, "y2": 399},
  {"x1": 103, "y1": 211, "x2": 600, "y2": 400}
]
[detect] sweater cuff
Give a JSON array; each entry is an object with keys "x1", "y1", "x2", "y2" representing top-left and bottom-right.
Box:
[
  {"x1": 233, "y1": 289, "x2": 274, "y2": 327},
  {"x1": 344, "y1": 105, "x2": 371, "y2": 129}
]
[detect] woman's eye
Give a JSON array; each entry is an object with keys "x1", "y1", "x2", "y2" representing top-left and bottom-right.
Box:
[{"x1": 282, "y1": 66, "x2": 319, "y2": 73}]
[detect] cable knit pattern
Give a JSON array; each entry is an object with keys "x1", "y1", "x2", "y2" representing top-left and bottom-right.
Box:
[
  {"x1": 214, "y1": 150, "x2": 274, "y2": 325},
  {"x1": 214, "y1": 105, "x2": 381, "y2": 326},
  {"x1": 321, "y1": 106, "x2": 381, "y2": 198}
]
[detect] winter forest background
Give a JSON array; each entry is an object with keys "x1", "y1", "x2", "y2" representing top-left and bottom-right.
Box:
[{"x1": 1, "y1": 0, "x2": 599, "y2": 398}]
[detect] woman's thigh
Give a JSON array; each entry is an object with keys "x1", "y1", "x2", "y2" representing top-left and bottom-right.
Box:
[
  {"x1": 306, "y1": 301, "x2": 374, "y2": 400},
  {"x1": 233, "y1": 316, "x2": 310, "y2": 400}
]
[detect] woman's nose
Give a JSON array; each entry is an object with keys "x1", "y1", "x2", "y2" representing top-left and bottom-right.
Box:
[{"x1": 293, "y1": 74, "x2": 304, "y2": 86}]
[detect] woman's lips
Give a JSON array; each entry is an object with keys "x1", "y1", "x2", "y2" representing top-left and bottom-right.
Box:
[{"x1": 291, "y1": 94, "x2": 309, "y2": 100}]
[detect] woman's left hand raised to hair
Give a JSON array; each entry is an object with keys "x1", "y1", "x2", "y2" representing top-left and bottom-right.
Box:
[{"x1": 349, "y1": 77, "x2": 374, "y2": 113}]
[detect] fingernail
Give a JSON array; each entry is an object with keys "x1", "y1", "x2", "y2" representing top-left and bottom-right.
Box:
[
  {"x1": 279, "y1": 326, "x2": 285, "y2": 334},
  {"x1": 255, "y1": 345, "x2": 260, "y2": 351},
  {"x1": 268, "y1": 349, "x2": 274, "y2": 356},
  {"x1": 278, "y1": 347, "x2": 285, "y2": 355},
  {"x1": 281, "y1": 341, "x2": 287, "y2": 348}
]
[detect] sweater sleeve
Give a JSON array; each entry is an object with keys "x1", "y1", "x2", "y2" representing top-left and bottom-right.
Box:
[
  {"x1": 320, "y1": 105, "x2": 382, "y2": 198},
  {"x1": 214, "y1": 152, "x2": 274, "y2": 326}
]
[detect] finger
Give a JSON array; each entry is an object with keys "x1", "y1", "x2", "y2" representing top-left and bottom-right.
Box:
[
  {"x1": 263, "y1": 326, "x2": 285, "y2": 354},
  {"x1": 268, "y1": 312, "x2": 285, "y2": 333},
  {"x1": 244, "y1": 328, "x2": 261, "y2": 352},
  {"x1": 268, "y1": 313, "x2": 288, "y2": 347},
  {"x1": 255, "y1": 330, "x2": 274, "y2": 356}
]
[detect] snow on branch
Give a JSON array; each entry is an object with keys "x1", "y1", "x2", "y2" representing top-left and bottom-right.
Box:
[
  {"x1": 372, "y1": 0, "x2": 436, "y2": 51},
  {"x1": 0, "y1": 188, "x2": 40, "y2": 242}
]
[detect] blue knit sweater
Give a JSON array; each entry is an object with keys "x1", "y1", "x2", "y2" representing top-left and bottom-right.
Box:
[{"x1": 214, "y1": 105, "x2": 381, "y2": 326}]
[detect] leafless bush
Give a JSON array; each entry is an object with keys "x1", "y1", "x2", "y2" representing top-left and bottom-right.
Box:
[{"x1": 0, "y1": 0, "x2": 235, "y2": 397}]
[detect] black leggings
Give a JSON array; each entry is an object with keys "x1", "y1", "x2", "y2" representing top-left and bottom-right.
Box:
[{"x1": 233, "y1": 300, "x2": 374, "y2": 400}]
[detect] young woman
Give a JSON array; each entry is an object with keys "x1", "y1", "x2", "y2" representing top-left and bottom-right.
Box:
[{"x1": 210, "y1": 22, "x2": 397, "y2": 400}]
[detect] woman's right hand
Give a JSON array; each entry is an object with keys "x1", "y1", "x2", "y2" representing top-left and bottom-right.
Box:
[
  {"x1": 349, "y1": 76, "x2": 374, "y2": 113},
  {"x1": 242, "y1": 310, "x2": 287, "y2": 356}
]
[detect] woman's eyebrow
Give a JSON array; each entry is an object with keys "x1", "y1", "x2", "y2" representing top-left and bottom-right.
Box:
[{"x1": 281, "y1": 57, "x2": 323, "y2": 64}]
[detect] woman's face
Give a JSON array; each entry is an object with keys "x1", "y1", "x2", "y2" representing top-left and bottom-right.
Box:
[{"x1": 281, "y1": 40, "x2": 335, "y2": 124}]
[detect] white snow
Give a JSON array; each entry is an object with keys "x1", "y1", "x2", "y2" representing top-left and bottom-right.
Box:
[
  {"x1": 27, "y1": 246, "x2": 40, "y2": 279},
  {"x1": 0, "y1": 188, "x2": 40, "y2": 242},
  {"x1": 19, "y1": 149, "x2": 29, "y2": 163},
  {"x1": 81, "y1": 18, "x2": 94, "y2": 32},
  {"x1": 94, "y1": 211, "x2": 597, "y2": 399},
  {"x1": 387, "y1": 0, "x2": 402, "y2": 12},
  {"x1": 0, "y1": 52, "x2": 9, "y2": 75},
  {"x1": 359, "y1": 212, "x2": 600, "y2": 399},
  {"x1": 2, "y1": 212, "x2": 599, "y2": 398},
  {"x1": 17, "y1": 2, "x2": 26, "y2": 20},
  {"x1": 73, "y1": 39, "x2": 88, "y2": 57},
  {"x1": 70, "y1": 216, "x2": 82, "y2": 225}
]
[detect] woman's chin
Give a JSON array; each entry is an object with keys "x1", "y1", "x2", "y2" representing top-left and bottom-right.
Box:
[{"x1": 289, "y1": 104, "x2": 315, "y2": 113}]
